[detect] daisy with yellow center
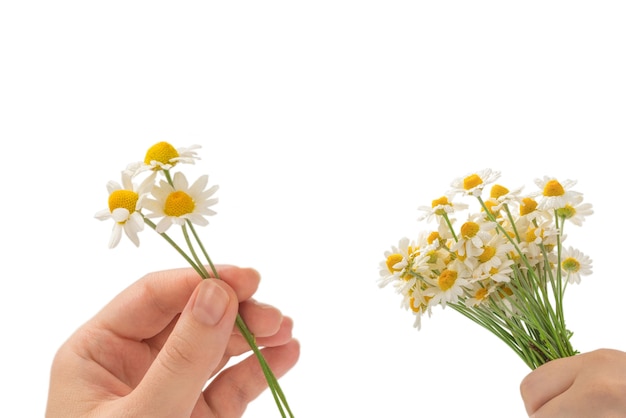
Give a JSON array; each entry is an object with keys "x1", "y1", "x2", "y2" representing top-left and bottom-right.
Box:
[
  {"x1": 465, "y1": 283, "x2": 497, "y2": 307},
  {"x1": 449, "y1": 168, "x2": 501, "y2": 197},
  {"x1": 417, "y1": 195, "x2": 468, "y2": 222},
  {"x1": 94, "y1": 171, "x2": 155, "y2": 248},
  {"x1": 485, "y1": 183, "x2": 524, "y2": 212},
  {"x1": 378, "y1": 237, "x2": 424, "y2": 288},
  {"x1": 450, "y1": 217, "x2": 496, "y2": 258},
  {"x1": 424, "y1": 268, "x2": 470, "y2": 307},
  {"x1": 472, "y1": 234, "x2": 514, "y2": 277},
  {"x1": 143, "y1": 171, "x2": 218, "y2": 234},
  {"x1": 126, "y1": 142, "x2": 201, "y2": 175},
  {"x1": 555, "y1": 195, "x2": 594, "y2": 226},
  {"x1": 533, "y1": 176, "x2": 582, "y2": 210},
  {"x1": 560, "y1": 246, "x2": 593, "y2": 284}
]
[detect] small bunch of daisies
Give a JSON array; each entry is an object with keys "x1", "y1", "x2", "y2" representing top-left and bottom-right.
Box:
[
  {"x1": 95, "y1": 142, "x2": 293, "y2": 417},
  {"x1": 379, "y1": 169, "x2": 593, "y2": 369}
]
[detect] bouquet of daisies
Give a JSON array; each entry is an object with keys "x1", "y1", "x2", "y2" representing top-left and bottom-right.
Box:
[
  {"x1": 95, "y1": 142, "x2": 293, "y2": 417},
  {"x1": 378, "y1": 169, "x2": 593, "y2": 369}
]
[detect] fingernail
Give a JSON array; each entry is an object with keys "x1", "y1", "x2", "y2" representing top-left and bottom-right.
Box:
[{"x1": 193, "y1": 280, "x2": 229, "y2": 326}]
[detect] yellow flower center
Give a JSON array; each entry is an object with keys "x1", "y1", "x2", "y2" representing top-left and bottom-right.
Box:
[
  {"x1": 426, "y1": 250, "x2": 439, "y2": 264},
  {"x1": 108, "y1": 190, "x2": 139, "y2": 214},
  {"x1": 525, "y1": 227, "x2": 539, "y2": 243},
  {"x1": 499, "y1": 286, "x2": 513, "y2": 298},
  {"x1": 408, "y1": 245, "x2": 420, "y2": 257},
  {"x1": 386, "y1": 254, "x2": 404, "y2": 273},
  {"x1": 478, "y1": 246, "x2": 496, "y2": 263},
  {"x1": 164, "y1": 191, "x2": 195, "y2": 217},
  {"x1": 438, "y1": 269, "x2": 457, "y2": 291},
  {"x1": 490, "y1": 184, "x2": 509, "y2": 199},
  {"x1": 562, "y1": 257, "x2": 580, "y2": 273},
  {"x1": 144, "y1": 142, "x2": 180, "y2": 169},
  {"x1": 520, "y1": 197, "x2": 538, "y2": 215},
  {"x1": 460, "y1": 221, "x2": 480, "y2": 238},
  {"x1": 427, "y1": 231, "x2": 440, "y2": 245},
  {"x1": 483, "y1": 200, "x2": 500, "y2": 217},
  {"x1": 409, "y1": 297, "x2": 422, "y2": 313},
  {"x1": 432, "y1": 196, "x2": 449, "y2": 208},
  {"x1": 475, "y1": 287, "x2": 489, "y2": 301},
  {"x1": 463, "y1": 174, "x2": 483, "y2": 191},
  {"x1": 556, "y1": 204, "x2": 576, "y2": 219},
  {"x1": 543, "y1": 179, "x2": 565, "y2": 197}
]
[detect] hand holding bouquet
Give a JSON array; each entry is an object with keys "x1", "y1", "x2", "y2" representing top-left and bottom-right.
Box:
[
  {"x1": 95, "y1": 142, "x2": 294, "y2": 417},
  {"x1": 379, "y1": 169, "x2": 593, "y2": 369}
]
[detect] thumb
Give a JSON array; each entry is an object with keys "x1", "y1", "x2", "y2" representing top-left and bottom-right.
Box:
[{"x1": 133, "y1": 279, "x2": 239, "y2": 416}]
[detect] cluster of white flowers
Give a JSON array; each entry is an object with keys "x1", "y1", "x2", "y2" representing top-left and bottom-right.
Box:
[
  {"x1": 95, "y1": 142, "x2": 218, "y2": 248},
  {"x1": 379, "y1": 169, "x2": 593, "y2": 331}
]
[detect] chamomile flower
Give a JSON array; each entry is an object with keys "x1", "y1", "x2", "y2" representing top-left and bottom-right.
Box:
[
  {"x1": 143, "y1": 171, "x2": 218, "y2": 233},
  {"x1": 94, "y1": 171, "x2": 155, "y2": 248},
  {"x1": 449, "y1": 169, "x2": 501, "y2": 197},
  {"x1": 127, "y1": 142, "x2": 201, "y2": 175},
  {"x1": 417, "y1": 195, "x2": 469, "y2": 222},
  {"x1": 423, "y1": 268, "x2": 471, "y2": 307},
  {"x1": 378, "y1": 237, "x2": 420, "y2": 287},
  {"x1": 465, "y1": 282, "x2": 497, "y2": 307},
  {"x1": 479, "y1": 258, "x2": 515, "y2": 283},
  {"x1": 450, "y1": 217, "x2": 496, "y2": 258},
  {"x1": 560, "y1": 247, "x2": 593, "y2": 284},
  {"x1": 485, "y1": 183, "x2": 524, "y2": 213},
  {"x1": 472, "y1": 234, "x2": 515, "y2": 277},
  {"x1": 556, "y1": 196, "x2": 593, "y2": 226},
  {"x1": 533, "y1": 176, "x2": 582, "y2": 210}
]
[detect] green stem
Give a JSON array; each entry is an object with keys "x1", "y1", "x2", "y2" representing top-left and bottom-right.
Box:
[{"x1": 144, "y1": 216, "x2": 293, "y2": 417}]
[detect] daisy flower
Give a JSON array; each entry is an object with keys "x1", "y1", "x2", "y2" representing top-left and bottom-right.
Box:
[
  {"x1": 555, "y1": 196, "x2": 594, "y2": 226},
  {"x1": 485, "y1": 183, "x2": 524, "y2": 214},
  {"x1": 533, "y1": 176, "x2": 582, "y2": 210},
  {"x1": 127, "y1": 142, "x2": 201, "y2": 175},
  {"x1": 560, "y1": 246, "x2": 593, "y2": 284},
  {"x1": 449, "y1": 169, "x2": 501, "y2": 197},
  {"x1": 450, "y1": 217, "x2": 496, "y2": 258},
  {"x1": 143, "y1": 171, "x2": 218, "y2": 233},
  {"x1": 417, "y1": 195, "x2": 469, "y2": 222},
  {"x1": 465, "y1": 282, "x2": 497, "y2": 307},
  {"x1": 94, "y1": 171, "x2": 155, "y2": 248},
  {"x1": 423, "y1": 268, "x2": 471, "y2": 307},
  {"x1": 472, "y1": 234, "x2": 515, "y2": 277}
]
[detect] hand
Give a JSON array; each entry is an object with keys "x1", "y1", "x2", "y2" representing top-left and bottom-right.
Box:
[
  {"x1": 46, "y1": 266, "x2": 300, "y2": 418},
  {"x1": 520, "y1": 348, "x2": 626, "y2": 418}
]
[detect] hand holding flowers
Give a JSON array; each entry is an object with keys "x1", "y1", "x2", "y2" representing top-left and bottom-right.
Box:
[
  {"x1": 379, "y1": 169, "x2": 593, "y2": 369},
  {"x1": 95, "y1": 142, "x2": 294, "y2": 417}
]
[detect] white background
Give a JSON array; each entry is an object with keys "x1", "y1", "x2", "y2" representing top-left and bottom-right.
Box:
[{"x1": 1, "y1": 1, "x2": 625, "y2": 417}]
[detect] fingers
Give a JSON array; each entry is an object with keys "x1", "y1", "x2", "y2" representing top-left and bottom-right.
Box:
[
  {"x1": 520, "y1": 349, "x2": 626, "y2": 418},
  {"x1": 94, "y1": 265, "x2": 260, "y2": 341},
  {"x1": 204, "y1": 339, "x2": 301, "y2": 417},
  {"x1": 519, "y1": 355, "x2": 580, "y2": 416},
  {"x1": 132, "y1": 279, "x2": 239, "y2": 416},
  {"x1": 237, "y1": 299, "x2": 283, "y2": 338}
]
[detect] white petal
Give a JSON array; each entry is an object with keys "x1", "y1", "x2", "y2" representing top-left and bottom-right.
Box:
[
  {"x1": 172, "y1": 171, "x2": 189, "y2": 190},
  {"x1": 109, "y1": 225, "x2": 122, "y2": 248},
  {"x1": 189, "y1": 175, "x2": 208, "y2": 196},
  {"x1": 94, "y1": 209, "x2": 112, "y2": 220},
  {"x1": 111, "y1": 208, "x2": 131, "y2": 223},
  {"x1": 155, "y1": 217, "x2": 173, "y2": 233},
  {"x1": 106, "y1": 180, "x2": 122, "y2": 194}
]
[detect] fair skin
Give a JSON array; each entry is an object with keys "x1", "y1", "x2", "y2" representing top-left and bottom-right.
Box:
[
  {"x1": 46, "y1": 265, "x2": 300, "y2": 418},
  {"x1": 520, "y1": 348, "x2": 626, "y2": 418}
]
